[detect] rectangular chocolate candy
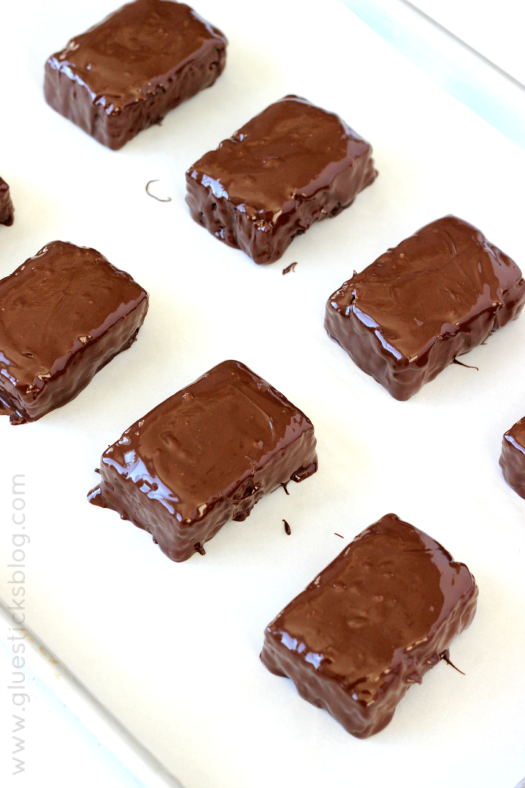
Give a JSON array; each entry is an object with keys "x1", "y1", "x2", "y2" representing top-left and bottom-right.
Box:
[
  {"x1": 88, "y1": 360, "x2": 318, "y2": 562},
  {"x1": 0, "y1": 241, "x2": 148, "y2": 424},
  {"x1": 0, "y1": 177, "x2": 14, "y2": 226},
  {"x1": 261, "y1": 513, "x2": 478, "y2": 738},
  {"x1": 44, "y1": 0, "x2": 227, "y2": 150},
  {"x1": 500, "y1": 417, "x2": 525, "y2": 499},
  {"x1": 325, "y1": 216, "x2": 525, "y2": 400},
  {"x1": 186, "y1": 95, "x2": 377, "y2": 264}
]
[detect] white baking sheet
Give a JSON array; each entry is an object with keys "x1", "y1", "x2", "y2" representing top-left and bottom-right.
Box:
[
  {"x1": 409, "y1": 0, "x2": 525, "y2": 86},
  {"x1": 0, "y1": 2, "x2": 524, "y2": 787}
]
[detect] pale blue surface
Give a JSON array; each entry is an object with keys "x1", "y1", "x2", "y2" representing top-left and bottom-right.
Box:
[{"x1": 342, "y1": 0, "x2": 525, "y2": 149}]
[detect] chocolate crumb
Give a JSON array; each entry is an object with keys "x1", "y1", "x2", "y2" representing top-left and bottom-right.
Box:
[
  {"x1": 145, "y1": 179, "x2": 172, "y2": 202},
  {"x1": 283, "y1": 519, "x2": 291, "y2": 535},
  {"x1": 94, "y1": 468, "x2": 101, "y2": 474},
  {"x1": 282, "y1": 262, "x2": 298, "y2": 275},
  {"x1": 335, "y1": 533, "x2": 344, "y2": 538},
  {"x1": 452, "y1": 358, "x2": 479, "y2": 371},
  {"x1": 439, "y1": 649, "x2": 465, "y2": 675}
]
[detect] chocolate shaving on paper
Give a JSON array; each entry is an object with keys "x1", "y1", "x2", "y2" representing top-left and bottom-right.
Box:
[{"x1": 145, "y1": 180, "x2": 172, "y2": 202}]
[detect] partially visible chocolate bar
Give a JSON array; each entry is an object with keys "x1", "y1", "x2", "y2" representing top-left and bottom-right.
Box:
[
  {"x1": 261, "y1": 513, "x2": 478, "y2": 739},
  {"x1": 0, "y1": 241, "x2": 148, "y2": 424},
  {"x1": 88, "y1": 360, "x2": 318, "y2": 561},
  {"x1": 186, "y1": 95, "x2": 377, "y2": 264},
  {"x1": 0, "y1": 177, "x2": 14, "y2": 226},
  {"x1": 325, "y1": 216, "x2": 525, "y2": 400},
  {"x1": 44, "y1": 0, "x2": 227, "y2": 150},
  {"x1": 500, "y1": 418, "x2": 525, "y2": 498}
]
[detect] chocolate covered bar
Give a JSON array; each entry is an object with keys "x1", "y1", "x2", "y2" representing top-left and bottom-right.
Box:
[
  {"x1": 186, "y1": 95, "x2": 377, "y2": 264},
  {"x1": 0, "y1": 241, "x2": 148, "y2": 424},
  {"x1": 44, "y1": 0, "x2": 227, "y2": 150},
  {"x1": 325, "y1": 216, "x2": 525, "y2": 400},
  {"x1": 261, "y1": 513, "x2": 478, "y2": 739},
  {"x1": 88, "y1": 360, "x2": 318, "y2": 561},
  {"x1": 500, "y1": 418, "x2": 525, "y2": 498},
  {"x1": 0, "y1": 177, "x2": 14, "y2": 226}
]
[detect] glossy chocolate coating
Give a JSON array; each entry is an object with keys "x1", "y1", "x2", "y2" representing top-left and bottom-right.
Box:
[
  {"x1": 500, "y1": 418, "x2": 525, "y2": 499},
  {"x1": 0, "y1": 241, "x2": 148, "y2": 424},
  {"x1": 44, "y1": 0, "x2": 227, "y2": 150},
  {"x1": 261, "y1": 513, "x2": 478, "y2": 738},
  {"x1": 186, "y1": 95, "x2": 377, "y2": 264},
  {"x1": 325, "y1": 216, "x2": 525, "y2": 400},
  {"x1": 88, "y1": 360, "x2": 318, "y2": 562},
  {"x1": 0, "y1": 177, "x2": 14, "y2": 226}
]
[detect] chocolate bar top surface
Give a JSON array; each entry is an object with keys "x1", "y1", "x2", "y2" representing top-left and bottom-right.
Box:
[
  {"x1": 101, "y1": 360, "x2": 314, "y2": 522},
  {"x1": 0, "y1": 241, "x2": 146, "y2": 390},
  {"x1": 504, "y1": 418, "x2": 525, "y2": 454},
  {"x1": 332, "y1": 215, "x2": 524, "y2": 362},
  {"x1": 188, "y1": 95, "x2": 374, "y2": 216},
  {"x1": 47, "y1": 0, "x2": 227, "y2": 111},
  {"x1": 267, "y1": 514, "x2": 476, "y2": 704}
]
